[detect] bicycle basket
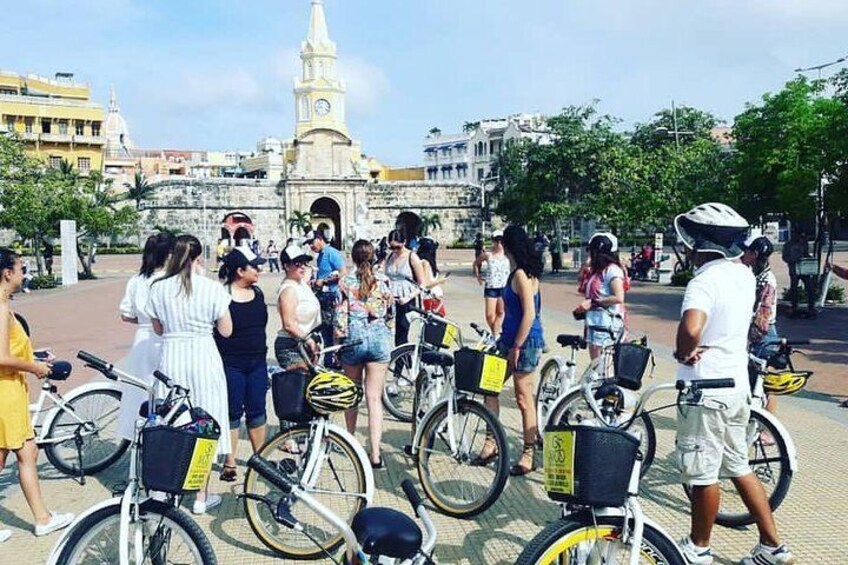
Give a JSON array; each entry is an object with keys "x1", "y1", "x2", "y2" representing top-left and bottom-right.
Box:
[
  {"x1": 613, "y1": 343, "x2": 652, "y2": 391},
  {"x1": 423, "y1": 317, "x2": 458, "y2": 350},
  {"x1": 543, "y1": 423, "x2": 639, "y2": 507},
  {"x1": 272, "y1": 369, "x2": 318, "y2": 423},
  {"x1": 454, "y1": 348, "x2": 507, "y2": 396},
  {"x1": 141, "y1": 423, "x2": 219, "y2": 495}
]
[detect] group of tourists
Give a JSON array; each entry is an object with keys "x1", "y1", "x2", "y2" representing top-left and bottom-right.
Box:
[{"x1": 1, "y1": 201, "x2": 833, "y2": 563}]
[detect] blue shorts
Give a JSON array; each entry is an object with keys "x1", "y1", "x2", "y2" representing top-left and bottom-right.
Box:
[
  {"x1": 497, "y1": 338, "x2": 544, "y2": 374},
  {"x1": 223, "y1": 357, "x2": 269, "y2": 430},
  {"x1": 484, "y1": 287, "x2": 504, "y2": 299},
  {"x1": 341, "y1": 321, "x2": 392, "y2": 366}
]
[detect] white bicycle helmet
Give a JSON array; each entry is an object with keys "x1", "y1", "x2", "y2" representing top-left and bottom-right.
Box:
[
  {"x1": 674, "y1": 202, "x2": 749, "y2": 259},
  {"x1": 588, "y1": 232, "x2": 619, "y2": 253}
]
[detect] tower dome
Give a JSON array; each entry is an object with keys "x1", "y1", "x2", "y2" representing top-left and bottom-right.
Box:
[{"x1": 104, "y1": 86, "x2": 133, "y2": 158}]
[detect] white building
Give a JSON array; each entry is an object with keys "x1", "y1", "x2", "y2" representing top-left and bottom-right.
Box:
[{"x1": 424, "y1": 113, "x2": 551, "y2": 185}]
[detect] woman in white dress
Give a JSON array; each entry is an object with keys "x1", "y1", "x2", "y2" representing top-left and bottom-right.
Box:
[
  {"x1": 147, "y1": 235, "x2": 232, "y2": 514},
  {"x1": 117, "y1": 233, "x2": 175, "y2": 440}
]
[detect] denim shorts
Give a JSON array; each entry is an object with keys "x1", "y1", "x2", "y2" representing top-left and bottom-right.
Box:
[
  {"x1": 497, "y1": 337, "x2": 544, "y2": 374},
  {"x1": 484, "y1": 287, "x2": 504, "y2": 299},
  {"x1": 341, "y1": 321, "x2": 392, "y2": 366},
  {"x1": 274, "y1": 336, "x2": 303, "y2": 369},
  {"x1": 222, "y1": 357, "x2": 268, "y2": 430}
]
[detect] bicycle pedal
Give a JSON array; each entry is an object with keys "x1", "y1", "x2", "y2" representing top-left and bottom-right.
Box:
[
  {"x1": 111, "y1": 482, "x2": 128, "y2": 496},
  {"x1": 278, "y1": 458, "x2": 299, "y2": 475},
  {"x1": 402, "y1": 444, "x2": 417, "y2": 459}
]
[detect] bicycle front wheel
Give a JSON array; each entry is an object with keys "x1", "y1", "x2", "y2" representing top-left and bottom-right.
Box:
[
  {"x1": 44, "y1": 388, "x2": 130, "y2": 476},
  {"x1": 683, "y1": 408, "x2": 792, "y2": 528},
  {"x1": 382, "y1": 344, "x2": 420, "y2": 422},
  {"x1": 57, "y1": 499, "x2": 216, "y2": 564},
  {"x1": 516, "y1": 514, "x2": 685, "y2": 565},
  {"x1": 416, "y1": 399, "x2": 509, "y2": 518},
  {"x1": 244, "y1": 424, "x2": 370, "y2": 559}
]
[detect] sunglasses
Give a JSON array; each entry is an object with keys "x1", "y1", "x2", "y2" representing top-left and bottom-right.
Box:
[{"x1": 293, "y1": 260, "x2": 309, "y2": 268}]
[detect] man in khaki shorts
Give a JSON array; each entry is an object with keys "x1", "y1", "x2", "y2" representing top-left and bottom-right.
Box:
[{"x1": 672, "y1": 203, "x2": 794, "y2": 565}]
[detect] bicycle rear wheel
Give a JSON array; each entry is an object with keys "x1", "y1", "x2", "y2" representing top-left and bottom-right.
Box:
[
  {"x1": 535, "y1": 357, "x2": 567, "y2": 441},
  {"x1": 416, "y1": 399, "x2": 509, "y2": 518},
  {"x1": 683, "y1": 408, "x2": 792, "y2": 527},
  {"x1": 244, "y1": 424, "x2": 369, "y2": 559},
  {"x1": 382, "y1": 344, "x2": 419, "y2": 422},
  {"x1": 550, "y1": 388, "x2": 656, "y2": 476},
  {"x1": 516, "y1": 514, "x2": 685, "y2": 565},
  {"x1": 57, "y1": 499, "x2": 216, "y2": 564},
  {"x1": 44, "y1": 388, "x2": 130, "y2": 476}
]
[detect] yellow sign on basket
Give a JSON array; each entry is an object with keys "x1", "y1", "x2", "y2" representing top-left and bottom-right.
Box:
[
  {"x1": 181, "y1": 438, "x2": 218, "y2": 491},
  {"x1": 478, "y1": 354, "x2": 506, "y2": 393},
  {"x1": 442, "y1": 324, "x2": 458, "y2": 348},
  {"x1": 544, "y1": 429, "x2": 575, "y2": 496}
]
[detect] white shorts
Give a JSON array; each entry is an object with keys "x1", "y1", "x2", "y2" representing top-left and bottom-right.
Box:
[{"x1": 675, "y1": 393, "x2": 752, "y2": 486}]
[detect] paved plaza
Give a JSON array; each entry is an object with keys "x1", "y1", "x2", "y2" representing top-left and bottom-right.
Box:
[{"x1": 1, "y1": 252, "x2": 847, "y2": 563}]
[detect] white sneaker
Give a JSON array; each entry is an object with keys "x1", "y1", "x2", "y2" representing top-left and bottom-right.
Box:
[
  {"x1": 192, "y1": 493, "x2": 222, "y2": 515},
  {"x1": 740, "y1": 542, "x2": 796, "y2": 565},
  {"x1": 678, "y1": 536, "x2": 714, "y2": 564},
  {"x1": 34, "y1": 512, "x2": 74, "y2": 537},
  {"x1": 0, "y1": 529, "x2": 10, "y2": 543}
]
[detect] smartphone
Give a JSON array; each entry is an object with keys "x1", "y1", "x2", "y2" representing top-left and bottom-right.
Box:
[{"x1": 34, "y1": 350, "x2": 51, "y2": 361}]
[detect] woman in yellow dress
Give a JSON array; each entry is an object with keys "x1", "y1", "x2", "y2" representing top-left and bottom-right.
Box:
[{"x1": 0, "y1": 248, "x2": 73, "y2": 541}]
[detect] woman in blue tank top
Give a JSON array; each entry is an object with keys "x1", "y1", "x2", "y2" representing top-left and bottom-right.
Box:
[{"x1": 476, "y1": 225, "x2": 545, "y2": 477}]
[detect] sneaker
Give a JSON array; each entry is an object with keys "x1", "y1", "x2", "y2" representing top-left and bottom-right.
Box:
[
  {"x1": 34, "y1": 511, "x2": 74, "y2": 537},
  {"x1": 678, "y1": 537, "x2": 714, "y2": 564},
  {"x1": 740, "y1": 542, "x2": 796, "y2": 565},
  {"x1": 0, "y1": 529, "x2": 10, "y2": 543},
  {"x1": 192, "y1": 494, "x2": 222, "y2": 515}
]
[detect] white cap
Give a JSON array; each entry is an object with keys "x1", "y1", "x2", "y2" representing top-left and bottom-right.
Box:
[
  {"x1": 492, "y1": 229, "x2": 504, "y2": 239},
  {"x1": 589, "y1": 232, "x2": 619, "y2": 252},
  {"x1": 281, "y1": 244, "x2": 312, "y2": 265}
]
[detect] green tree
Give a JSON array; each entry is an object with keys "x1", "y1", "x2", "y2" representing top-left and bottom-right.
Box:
[
  {"x1": 631, "y1": 106, "x2": 719, "y2": 151},
  {"x1": 462, "y1": 121, "x2": 480, "y2": 134},
  {"x1": 123, "y1": 170, "x2": 156, "y2": 210},
  {"x1": 428, "y1": 127, "x2": 442, "y2": 137},
  {"x1": 420, "y1": 213, "x2": 442, "y2": 236},
  {"x1": 287, "y1": 210, "x2": 312, "y2": 235}
]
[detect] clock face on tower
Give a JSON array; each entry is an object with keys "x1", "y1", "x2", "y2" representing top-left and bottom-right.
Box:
[{"x1": 314, "y1": 98, "x2": 331, "y2": 116}]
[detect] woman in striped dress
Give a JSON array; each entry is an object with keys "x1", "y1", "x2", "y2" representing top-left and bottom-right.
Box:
[{"x1": 147, "y1": 235, "x2": 232, "y2": 514}]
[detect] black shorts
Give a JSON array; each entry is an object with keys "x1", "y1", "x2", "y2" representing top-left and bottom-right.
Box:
[{"x1": 484, "y1": 287, "x2": 504, "y2": 299}]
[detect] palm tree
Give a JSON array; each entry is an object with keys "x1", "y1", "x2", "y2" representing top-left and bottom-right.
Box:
[
  {"x1": 420, "y1": 213, "x2": 442, "y2": 236},
  {"x1": 288, "y1": 210, "x2": 313, "y2": 235},
  {"x1": 124, "y1": 171, "x2": 155, "y2": 210},
  {"x1": 58, "y1": 158, "x2": 75, "y2": 178}
]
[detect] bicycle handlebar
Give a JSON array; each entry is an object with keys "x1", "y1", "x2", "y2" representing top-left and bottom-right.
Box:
[
  {"x1": 676, "y1": 378, "x2": 735, "y2": 391},
  {"x1": 780, "y1": 338, "x2": 810, "y2": 346},
  {"x1": 77, "y1": 350, "x2": 109, "y2": 372},
  {"x1": 152, "y1": 370, "x2": 175, "y2": 389},
  {"x1": 247, "y1": 454, "x2": 293, "y2": 494}
]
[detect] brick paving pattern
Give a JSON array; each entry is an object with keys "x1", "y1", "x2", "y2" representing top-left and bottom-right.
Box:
[{"x1": 1, "y1": 253, "x2": 846, "y2": 563}]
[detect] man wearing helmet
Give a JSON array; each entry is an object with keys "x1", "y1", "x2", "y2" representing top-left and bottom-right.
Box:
[{"x1": 673, "y1": 203, "x2": 794, "y2": 565}]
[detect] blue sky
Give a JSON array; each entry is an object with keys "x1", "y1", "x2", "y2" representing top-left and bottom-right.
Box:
[{"x1": 3, "y1": 0, "x2": 846, "y2": 166}]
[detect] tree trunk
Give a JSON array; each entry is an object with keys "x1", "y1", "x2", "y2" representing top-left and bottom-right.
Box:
[
  {"x1": 76, "y1": 241, "x2": 92, "y2": 277},
  {"x1": 33, "y1": 233, "x2": 44, "y2": 276}
]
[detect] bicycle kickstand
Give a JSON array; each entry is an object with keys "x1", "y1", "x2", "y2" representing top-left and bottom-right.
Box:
[{"x1": 74, "y1": 427, "x2": 85, "y2": 485}]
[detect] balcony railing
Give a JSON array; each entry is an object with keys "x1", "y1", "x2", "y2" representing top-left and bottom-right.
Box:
[
  {"x1": 73, "y1": 134, "x2": 104, "y2": 145},
  {"x1": 0, "y1": 93, "x2": 102, "y2": 109},
  {"x1": 40, "y1": 133, "x2": 73, "y2": 143}
]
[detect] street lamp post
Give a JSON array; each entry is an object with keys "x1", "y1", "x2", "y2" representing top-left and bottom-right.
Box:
[
  {"x1": 653, "y1": 100, "x2": 695, "y2": 150},
  {"x1": 202, "y1": 192, "x2": 209, "y2": 261}
]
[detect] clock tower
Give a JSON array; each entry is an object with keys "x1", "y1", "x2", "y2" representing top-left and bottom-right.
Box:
[{"x1": 294, "y1": 0, "x2": 349, "y2": 138}]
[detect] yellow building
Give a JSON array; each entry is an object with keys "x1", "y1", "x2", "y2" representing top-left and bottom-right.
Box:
[{"x1": 0, "y1": 71, "x2": 105, "y2": 174}]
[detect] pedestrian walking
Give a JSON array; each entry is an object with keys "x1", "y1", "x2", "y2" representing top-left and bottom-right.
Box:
[
  {"x1": 117, "y1": 232, "x2": 175, "y2": 441},
  {"x1": 473, "y1": 232, "x2": 484, "y2": 260},
  {"x1": 478, "y1": 226, "x2": 545, "y2": 477},
  {"x1": 672, "y1": 203, "x2": 795, "y2": 565},
  {"x1": 781, "y1": 230, "x2": 815, "y2": 318},
  {"x1": 383, "y1": 229, "x2": 424, "y2": 346},
  {"x1": 307, "y1": 231, "x2": 346, "y2": 361},
  {"x1": 275, "y1": 244, "x2": 321, "y2": 370},
  {"x1": 215, "y1": 247, "x2": 269, "y2": 483},
  {"x1": 43, "y1": 241, "x2": 54, "y2": 277},
  {"x1": 573, "y1": 232, "x2": 627, "y2": 360},
  {"x1": 0, "y1": 248, "x2": 74, "y2": 539},
  {"x1": 336, "y1": 240, "x2": 393, "y2": 468},
  {"x1": 265, "y1": 240, "x2": 281, "y2": 273},
  {"x1": 472, "y1": 229, "x2": 510, "y2": 335},
  {"x1": 147, "y1": 235, "x2": 233, "y2": 515}
]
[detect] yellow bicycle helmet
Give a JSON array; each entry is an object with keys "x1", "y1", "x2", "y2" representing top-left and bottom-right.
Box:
[
  {"x1": 762, "y1": 371, "x2": 812, "y2": 396},
  {"x1": 306, "y1": 372, "x2": 363, "y2": 414}
]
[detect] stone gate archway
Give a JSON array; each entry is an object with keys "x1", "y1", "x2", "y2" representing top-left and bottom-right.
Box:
[
  {"x1": 221, "y1": 212, "x2": 254, "y2": 245},
  {"x1": 310, "y1": 197, "x2": 342, "y2": 249}
]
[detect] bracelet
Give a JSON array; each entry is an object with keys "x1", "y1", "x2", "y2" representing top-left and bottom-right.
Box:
[{"x1": 511, "y1": 344, "x2": 523, "y2": 350}]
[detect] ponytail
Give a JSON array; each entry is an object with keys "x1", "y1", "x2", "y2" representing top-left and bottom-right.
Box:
[{"x1": 351, "y1": 240, "x2": 376, "y2": 295}]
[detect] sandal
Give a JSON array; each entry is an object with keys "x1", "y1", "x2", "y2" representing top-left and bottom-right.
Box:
[
  {"x1": 220, "y1": 464, "x2": 238, "y2": 482},
  {"x1": 470, "y1": 435, "x2": 499, "y2": 466},
  {"x1": 509, "y1": 443, "x2": 536, "y2": 477}
]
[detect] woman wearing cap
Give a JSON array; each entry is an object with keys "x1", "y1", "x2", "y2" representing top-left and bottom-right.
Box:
[
  {"x1": 215, "y1": 247, "x2": 269, "y2": 483},
  {"x1": 336, "y1": 240, "x2": 393, "y2": 468},
  {"x1": 383, "y1": 229, "x2": 424, "y2": 346},
  {"x1": 117, "y1": 232, "x2": 175, "y2": 441},
  {"x1": 472, "y1": 230, "x2": 510, "y2": 335},
  {"x1": 147, "y1": 235, "x2": 232, "y2": 515},
  {"x1": 573, "y1": 232, "x2": 627, "y2": 360},
  {"x1": 479, "y1": 226, "x2": 545, "y2": 477},
  {"x1": 275, "y1": 244, "x2": 321, "y2": 370},
  {"x1": 0, "y1": 247, "x2": 74, "y2": 539}
]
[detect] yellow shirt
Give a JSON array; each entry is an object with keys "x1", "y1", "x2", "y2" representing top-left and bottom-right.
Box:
[{"x1": 0, "y1": 313, "x2": 35, "y2": 449}]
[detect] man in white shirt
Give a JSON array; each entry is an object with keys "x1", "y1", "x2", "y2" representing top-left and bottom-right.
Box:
[{"x1": 673, "y1": 203, "x2": 794, "y2": 565}]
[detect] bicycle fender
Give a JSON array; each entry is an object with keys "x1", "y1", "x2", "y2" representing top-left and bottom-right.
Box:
[
  {"x1": 751, "y1": 406, "x2": 798, "y2": 473},
  {"x1": 324, "y1": 422, "x2": 375, "y2": 505},
  {"x1": 46, "y1": 497, "x2": 122, "y2": 565},
  {"x1": 585, "y1": 507, "x2": 687, "y2": 563},
  {"x1": 39, "y1": 380, "x2": 124, "y2": 435}
]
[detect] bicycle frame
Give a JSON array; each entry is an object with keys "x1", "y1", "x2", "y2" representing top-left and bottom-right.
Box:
[{"x1": 32, "y1": 379, "x2": 124, "y2": 446}]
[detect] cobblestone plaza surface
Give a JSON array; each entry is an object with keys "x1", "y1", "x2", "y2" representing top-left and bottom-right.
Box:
[{"x1": 1, "y1": 252, "x2": 846, "y2": 563}]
